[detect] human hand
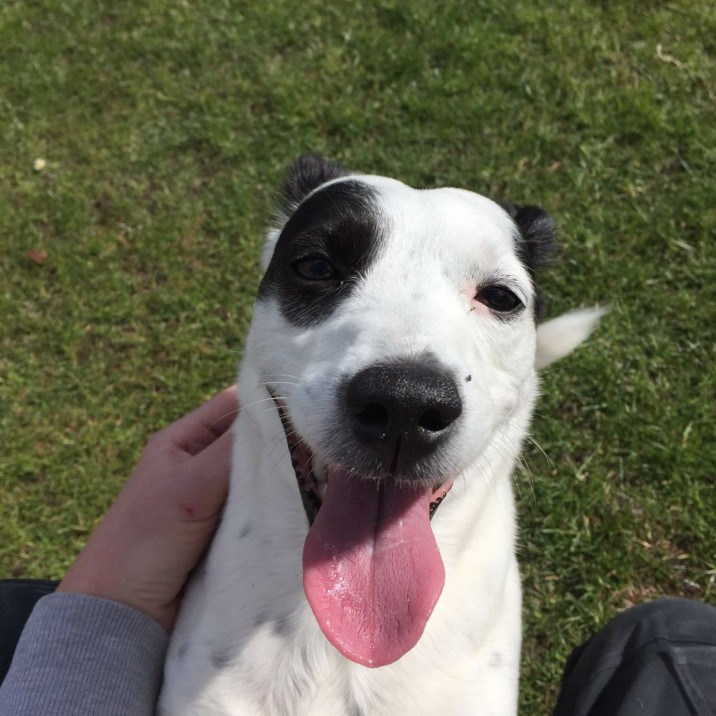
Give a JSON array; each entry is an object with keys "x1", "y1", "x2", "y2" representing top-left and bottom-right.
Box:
[{"x1": 57, "y1": 386, "x2": 238, "y2": 632}]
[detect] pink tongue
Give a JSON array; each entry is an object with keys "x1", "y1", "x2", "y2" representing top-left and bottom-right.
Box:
[{"x1": 303, "y1": 470, "x2": 445, "y2": 668}]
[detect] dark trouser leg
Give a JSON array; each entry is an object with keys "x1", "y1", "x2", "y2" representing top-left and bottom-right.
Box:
[
  {"x1": 0, "y1": 579, "x2": 58, "y2": 685},
  {"x1": 552, "y1": 598, "x2": 716, "y2": 716}
]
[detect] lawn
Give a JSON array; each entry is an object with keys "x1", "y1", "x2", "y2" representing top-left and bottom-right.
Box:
[{"x1": 1, "y1": 0, "x2": 714, "y2": 713}]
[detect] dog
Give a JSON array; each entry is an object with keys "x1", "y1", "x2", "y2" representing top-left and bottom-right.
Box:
[{"x1": 158, "y1": 156, "x2": 603, "y2": 715}]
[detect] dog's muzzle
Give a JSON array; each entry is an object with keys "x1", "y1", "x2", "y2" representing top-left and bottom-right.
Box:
[
  {"x1": 344, "y1": 362, "x2": 463, "y2": 474},
  {"x1": 269, "y1": 359, "x2": 461, "y2": 526}
]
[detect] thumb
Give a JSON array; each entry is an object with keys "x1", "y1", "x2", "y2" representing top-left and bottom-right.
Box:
[{"x1": 183, "y1": 423, "x2": 234, "y2": 515}]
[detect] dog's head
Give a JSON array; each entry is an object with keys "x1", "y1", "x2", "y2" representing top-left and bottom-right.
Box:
[{"x1": 247, "y1": 156, "x2": 601, "y2": 668}]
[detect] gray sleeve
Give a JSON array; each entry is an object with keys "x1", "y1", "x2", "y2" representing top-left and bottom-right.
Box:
[{"x1": 0, "y1": 592, "x2": 169, "y2": 716}]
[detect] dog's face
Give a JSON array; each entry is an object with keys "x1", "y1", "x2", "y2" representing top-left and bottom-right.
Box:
[
  {"x1": 246, "y1": 156, "x2": 557, "y2": 669},
  {"x1": 254, "y1": 157, "x2": 552, "y2": 492}
]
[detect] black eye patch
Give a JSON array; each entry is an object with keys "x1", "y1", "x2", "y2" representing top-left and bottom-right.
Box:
[{"x1": 258, "y1": 180, "x2": 382, "y2": 328}]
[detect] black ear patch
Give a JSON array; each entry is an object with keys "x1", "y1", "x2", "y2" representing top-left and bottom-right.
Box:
[
  {"x1": 500, "y1": 203, "x2": 559, "y2": 318},
  {"x1": 280, "y1": 155, "x2": 351, "y2": 216}
]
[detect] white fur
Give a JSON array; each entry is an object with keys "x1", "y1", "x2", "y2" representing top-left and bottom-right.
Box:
[
  {"x1": 535, "y1": 307, "x2": 608, "y2": 370},
  {"x1": 158, "y1": 175, "x2": 600, "y2": 715}
]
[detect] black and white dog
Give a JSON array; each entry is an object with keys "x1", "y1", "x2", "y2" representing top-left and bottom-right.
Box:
[{"x1": 158, "y1": 157, "x2": 603, "y2": 715}]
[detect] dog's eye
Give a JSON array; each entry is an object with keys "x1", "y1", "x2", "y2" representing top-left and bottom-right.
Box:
[
  {"x1": 293, "y1": 256, "x2": 336, "y2": 281},
  {"x1": 476, "y1": 286, "x2": 523, "y2": 313}
]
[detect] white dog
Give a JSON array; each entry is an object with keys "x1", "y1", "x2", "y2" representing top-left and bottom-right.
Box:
[{"x1": 158, "y1": 156, "x2": 603, "y2": 716}]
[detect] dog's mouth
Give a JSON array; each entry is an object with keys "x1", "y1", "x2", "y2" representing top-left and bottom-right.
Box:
[
  {"x1": 273, "y1": 396, "x2": 452, "y2": 668},
  {"x1": 277, "y1": 400, "x2": 452, "y2": 524}
]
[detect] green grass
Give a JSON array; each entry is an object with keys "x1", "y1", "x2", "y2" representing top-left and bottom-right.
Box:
[{"x1": 1, "y1": 1, "x2": 714, "y2": 712}]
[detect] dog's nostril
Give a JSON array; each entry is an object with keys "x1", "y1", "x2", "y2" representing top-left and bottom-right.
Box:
[
  {"x1": 419, "y1": 409, "x2": 453, "y2": 433},
  {"x1": 355, "y1": 403, "x2": 389, "y2": 429}
]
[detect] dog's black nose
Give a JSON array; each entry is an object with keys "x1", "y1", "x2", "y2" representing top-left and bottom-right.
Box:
[{"x1": 345, "y1": 362, "x2": 462, "y2": 469}]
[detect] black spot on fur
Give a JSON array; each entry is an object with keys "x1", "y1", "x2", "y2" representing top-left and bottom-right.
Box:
[
  {"x1": 259, "y1": 177, "x2": 383, "y2": 328},
  {"x1": 272, "y1": 615, "x2": 292, "y2": 636},
  {"x1": 238, "y1": 524, "x2": 251, "y2": 539},
  {"x1": 489, "y1": 651, "x2": 503, "y2": 668},
  {"x1": 279, "y1": 154, "x2": 351, "y2": 217},
  {"x1": 253, "y1": 610, "x2": 268, "y2": 628},
  {"x1": 210, "y1": 646, "x2": 235, "y2": 669},
  {"x1": 500, "y1": 203, "x2": 558, "y2": 318},
  {"x1": 345, "y1": 696, "x2": 364, "y2": 716}
]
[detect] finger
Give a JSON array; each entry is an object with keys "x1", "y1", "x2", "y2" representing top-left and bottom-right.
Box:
[
  {"x1": 185, "y1": 427, "x2": 234, "y2": 505},
  {"x1": 197, "y1": 385, "x2": 240, "y2": 436},
  {"x1": 167, "y1": 386, "x2": 239, "y2": 453}
]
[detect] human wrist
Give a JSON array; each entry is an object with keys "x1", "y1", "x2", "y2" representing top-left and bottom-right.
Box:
[{"x1": 57, "y1": 568, "x2": 175, "y2": 632}]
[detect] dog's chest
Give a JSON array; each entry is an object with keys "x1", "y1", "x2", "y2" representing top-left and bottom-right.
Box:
[
  {"x1": 163, "y1": 480, "x2": 521, "y2": 716},
  {"x1": 191, "y1": 593, "x2": 500, "y2": 716}
]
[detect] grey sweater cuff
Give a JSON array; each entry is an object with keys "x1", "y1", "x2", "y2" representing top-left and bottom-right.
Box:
[{"x1": 0, "y1": 592, "x2": 168, "y2": 715}]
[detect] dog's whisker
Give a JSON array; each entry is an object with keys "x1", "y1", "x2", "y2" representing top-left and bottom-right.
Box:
[
  {"x1": 239, "y1": 396, "x2": 283, "y2": 413},
  {"x1": 331, "y1": 334, "x2": 352, "y2": 349},
  {"x1": 269, "y1": 441, "x2": 291, "y2": 465},
  {"x1": 472, "y1": 449, "x2": 498, "y2": 492},
  {"x1": 524, "y1": 432, "x2": 555, "y2": 471},
  {"x1": 477, "y1": 460, "x2": 496, "y2": 493},
  {"x1": 207, "y1": 408, "x2": 241, "y2": 432},
  {"x1": 488, "y1": 440, "x2": 513, "y2": 481},
  {"x1": 516, "y1": 456, "x2": 536, "y2": 502}
]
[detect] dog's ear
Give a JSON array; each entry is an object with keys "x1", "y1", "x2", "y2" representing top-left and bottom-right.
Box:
[
  {"x1": 500, "y1": 203, "x2": 559, "y2": 318},
  {"x1": 501, "y1": 204, "x2": 606, "y2": 367},
  {"x1": 263, "y1": 155, "x2": 352, "y2": 271},
  {"x1": 280, "y1": 155, "x2": 351, "y2": 217},
  {"x1": 504, "y1": 204, "x2": 559, "y2": 276},
  {"x1": 535, "y1": 307, "x2": 608, "y2": 369}
]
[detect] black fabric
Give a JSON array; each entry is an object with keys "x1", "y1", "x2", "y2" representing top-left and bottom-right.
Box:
[
  {"x1": 0, "y1": 579, "x2": 58, "y2": 685},
  {"x1": 552, "y1": 598, "x2": 716, "y2": 716}
]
